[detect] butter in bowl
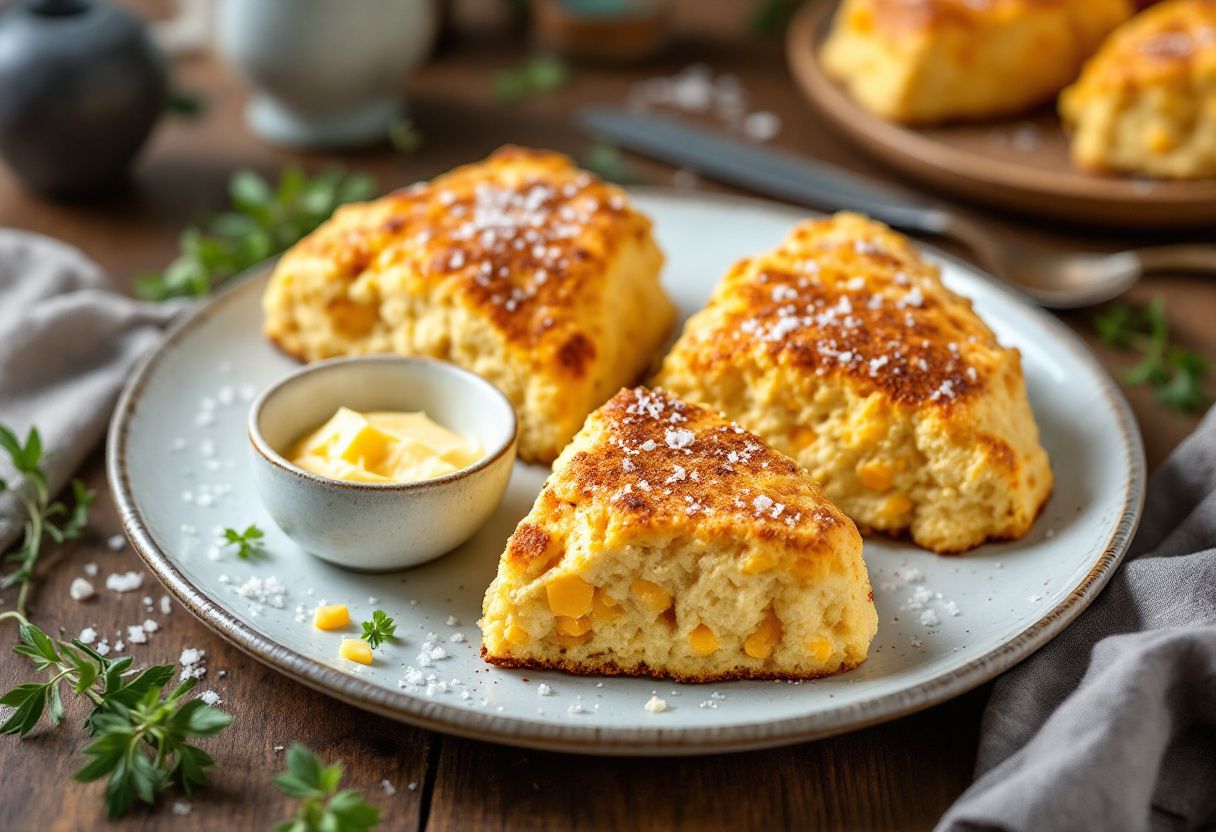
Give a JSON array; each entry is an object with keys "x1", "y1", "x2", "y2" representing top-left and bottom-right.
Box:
[{"x1": 247, "y1": 356, "x2": 517, "y2": 571}]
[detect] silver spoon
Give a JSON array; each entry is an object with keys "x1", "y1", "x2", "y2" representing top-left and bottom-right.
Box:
[
  {"x1": 892, "y1": 209, "x2": 1216, "y2": 309},
  {"x1": 578, "y1": 107, "x2": 1216, "y2": 309}
]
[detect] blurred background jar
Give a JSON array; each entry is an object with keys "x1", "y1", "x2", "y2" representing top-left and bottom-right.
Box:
[
  {"x1": 532, "y1": 0, "x2": 671, "y2": 62},
  {"x1": 0, "y1": 0, "x2": 167, "y2": 199},
  {"x1": 215, "y1": 0, "x2": 438, "y2": 150}
]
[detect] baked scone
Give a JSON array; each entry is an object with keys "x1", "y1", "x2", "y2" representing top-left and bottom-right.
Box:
[
  {"x1": 654, "y1": 213, "x2": 1052, "y2": 555},
  {"x1": 820, "y1": 0, "x2": 1133, "y2": 123},
  {"x1": 480, "y1": 387, "x2": 877, "y2": 682},
  {"x1": 1061, "y1": 0, "x2": 1216, "y2": 178},
  {"x1": 262, "y1": 147, "x2": 675, "y2": 464}
]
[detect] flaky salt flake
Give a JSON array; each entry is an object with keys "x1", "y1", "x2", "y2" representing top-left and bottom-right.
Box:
[
  {"x1": 644, "y1": 695, "x2": 668, "y2": 714},
  {"x1": 105, "y1": 571, "x2": 144, "y2": 593}
]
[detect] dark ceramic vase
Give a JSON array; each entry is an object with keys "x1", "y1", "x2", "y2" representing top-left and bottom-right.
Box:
[{"x1": 0, "y1": 0, "x2": 167, "y2": 199}]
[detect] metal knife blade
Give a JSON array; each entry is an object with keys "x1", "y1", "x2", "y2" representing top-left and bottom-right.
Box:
[{"x1": 576, "y1": 106, "x2": 950, "y2": 237}]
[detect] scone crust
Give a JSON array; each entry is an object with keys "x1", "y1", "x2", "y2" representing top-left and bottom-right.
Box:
[
  {"x1": 1061, "y1": 0, "x2": 1216, "y2": 178},
  {"x1": 480, "y1": 387, "x2": 878, "y2": 683},
  {"x1": 821, "y1": 0, "x2": 1133, "y2": 123},
  {"x1": 654, "y1": 212, "x2": 1053, "y2": 554},
  {"x1": 480, "y1": 646, "x2": 864, "y2": 684},
  {"x1": 262, "y1": 146, "x2": 675, "y2": 463}
]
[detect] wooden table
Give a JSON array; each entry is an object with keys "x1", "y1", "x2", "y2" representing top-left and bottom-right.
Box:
[{"x1": 1, "y1": 4, "x2": 1212, "y2": 829}]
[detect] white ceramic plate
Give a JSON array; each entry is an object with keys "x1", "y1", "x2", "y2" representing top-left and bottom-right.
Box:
[{"x1": 109, "y1": 189, "x2": 1144, "y2": 755}]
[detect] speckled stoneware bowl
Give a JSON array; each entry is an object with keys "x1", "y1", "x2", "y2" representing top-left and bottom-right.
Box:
[{"x1": 248, "y1": 355, "x2": 517, "y2": 570}]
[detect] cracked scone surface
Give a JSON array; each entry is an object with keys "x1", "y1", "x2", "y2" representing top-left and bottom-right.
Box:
[
  {"x1": 820, "y1": 0, "x2": 1132, "y2": 123},
  {"x1": 1061, "y1": 0, "x2": 1216, "y2": 179},
  {"x1": 262, "y1": 146, "x2": 675, "y2": 464},
  {"x1": 654, "y1": 213, "x2": 1052, "y2": 555},
  {"x1": 480, "y1": 387, "x2": 877, "y2": 683}
]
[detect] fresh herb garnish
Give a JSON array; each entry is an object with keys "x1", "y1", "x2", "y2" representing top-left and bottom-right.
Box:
[
  {"x1": 389, "y1": 117, "x2": 424, "y2": 154},
  {"x1": 222, "y1": 524, "x2": 265, "y2": 560},
  {"x1": 493, "y1": 54, "x2": 570, "y2": 103},
  {"x1": 749, "y1": 0, "x2": 807, "y2": 35},
  {"x1": 359, "y1": 610, "x2": 396, "y2": 649},
  {"x1": 0, "y1": 425, "x2": 94, "y2": 617},
  {"x1": 136, "y1": 167, "x2": 376, "y2": 301},
  {"x1": 580, "y1": 142, "x2": 648, "y2": 185},
  {"x1": 273, "y1": 744, "x2": 381, "y2": 832},
  {"x1": 1094, "y1": 297, "x2": 1210, "y2": 412},
  {"x1": 0, "y1": 619, "x2": 231, "y2": 818}
]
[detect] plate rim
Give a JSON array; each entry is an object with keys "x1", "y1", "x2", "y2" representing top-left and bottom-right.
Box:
[
  {"x1": 786, "y1": 2, "x2": 1216, "y2": 227},
  {"x1": 107, "y1": 187, "x2": 1146, "y2": 756}
]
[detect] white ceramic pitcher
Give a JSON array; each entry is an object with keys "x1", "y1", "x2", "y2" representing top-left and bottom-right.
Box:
[{"x1": 216, "y1": 0, "x2": 437, "y2": 149}]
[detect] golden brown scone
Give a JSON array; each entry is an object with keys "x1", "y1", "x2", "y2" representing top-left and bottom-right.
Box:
[
  {"x1": 1061, "y1": 0, "x2": 1216, "y2": 178},
  {"x1": 654, "y1": 213, "x2": 1052, "y2": 555},
  {"x1": 262, "y1": 147, "x2": 675, "y2": 464},
  {"x1": 820, "y1": 0, "x2": 1133, "y2": 124},
  {"x1": 479, "y1": 387, "x2": 877, "y2": 683}
]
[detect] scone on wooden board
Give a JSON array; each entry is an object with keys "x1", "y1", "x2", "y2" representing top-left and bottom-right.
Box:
[
  {"x1": 262, "y1": 146, "x2": 675, "y2": 464},
  {"x1": 479, "y1": 387, "x2": 878, "y2": 683},
  {"x1": 1061, "y1": 0, "x2": 1216, "y2": 179},
  {"x1": 654, "y1": 213, "x2": 1052, "y2": 555},
  {"x1": 820, "y1": 0, "x2": 1133, "y2": 124}
]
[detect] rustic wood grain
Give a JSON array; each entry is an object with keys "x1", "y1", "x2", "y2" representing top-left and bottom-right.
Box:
[{"x1": 0, "y1": 2, "x2": 1212, "y2": 829}]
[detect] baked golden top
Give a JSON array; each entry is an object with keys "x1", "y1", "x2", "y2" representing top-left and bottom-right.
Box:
[
  {"x1": 1068, "y1": 0, "x2": 1216, "y2": 89},
  {"x1": 864, "y1": 0, "x2": 1084, "y2": 32},
  {"x1": 821, "y1": 0, "x2": 1132, "y2": 123},
  {"x1": 506, "y1": 387, "x2": 852, "y2": 566},
  {"x1": 669, "y1": 213, "x2": 996, "y2": 409},
  {"x1": 283, "y1": 146, "x2": 652, "y2": 378}
]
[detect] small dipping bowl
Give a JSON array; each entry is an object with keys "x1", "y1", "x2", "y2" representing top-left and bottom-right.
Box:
[{"x1": 248, "y1": 356, "x2": 517, "y2": 570}]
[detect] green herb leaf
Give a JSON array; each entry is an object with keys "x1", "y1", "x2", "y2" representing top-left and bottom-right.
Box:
[
  {"x1": 359, "y1": 610, "x2": 396, "y2": 649},
  {"x1": 1093, "y1": 297, "x2": 1210, "y2": 414},
  {"x1": 19, "y1": 622, "x2": 60, "y2": 665},
  {"x1": 274, "y1": 744, "x2": 381, "y2": 832},
  {"x1": 74, "y1": 676, "x2": 231, "y2": 819},
  {"x1": 580, "y1": 142, "x2": 647, "y2": 185},
  {"x1": 0, "y1": 683, "x2": 48, "y2": 736},
  {"x1": 494, "y1": 55, "x2": 570, "y2": 103},
  {"x1": 137, "y1": 167, "x2": 376, "y2": 300},
  {"x1": 0, "y1": 424, "x2": 93, "y2": 616},
  {"x1": 223, "y1": 524, "x2": 266, "y2": 560},
  {"x1": 749, "y1": 0, "x2": 806, "y2": 35},
  {"x1": 389, "y1": 117, "x2": 424, "y2": 155}
]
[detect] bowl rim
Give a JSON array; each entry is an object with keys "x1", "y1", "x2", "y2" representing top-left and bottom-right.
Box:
[{"x1": 247, "y1": 354, "x2": 519, "y2": 493}]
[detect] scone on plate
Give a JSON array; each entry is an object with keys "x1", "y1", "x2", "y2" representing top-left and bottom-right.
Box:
[
  {"x1": 1061, "y1": 0, "x2": 1216, "y2": 179},
  {"x1": 820, "y1": 0, "x2": 1133, "y2": 123},
  {"x1": 262, "y1": 147, "x2": 675, "y2": 464},
  {"x1": 480, "y1": 387, "x2": 877, "y2": 682},
  {"x1": 654, "y1": 213, "x2": 1052, "y2": 555}
]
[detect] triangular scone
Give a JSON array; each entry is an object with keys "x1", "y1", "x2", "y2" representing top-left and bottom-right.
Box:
[
  {"x1": 262, "y1": 146, "x2": 675, "y2": 464},
  {"x1": 820, "y1": 0, "x2": 1131, "y2": 124},
  {"x1": 480, "y1": 387, "x2": 877, "y2": 683},
  {"x1": 654, "y1": 213, "x2": 1052, "y2": 554}
]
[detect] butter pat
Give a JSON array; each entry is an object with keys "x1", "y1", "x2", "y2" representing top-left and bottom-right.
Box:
[{"x1": 288, "y1": 408, "x2": 482, "y2": 484}]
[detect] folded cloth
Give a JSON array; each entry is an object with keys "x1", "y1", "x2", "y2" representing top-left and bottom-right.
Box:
[
  {"x1": 0, "y1": 230, "x2": 186, "y2": 550},
  {"x1": 938, "y1": 405, "x2": 1216, "y2": 832}
]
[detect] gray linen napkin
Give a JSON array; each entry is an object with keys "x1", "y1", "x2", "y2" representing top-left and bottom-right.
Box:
[
  {"x1": 939, "y1": 405, "x2": 1216, "y2": 832},
  {"x1": 0, "y1": 230, "x2": 185, "y2": 550}
]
